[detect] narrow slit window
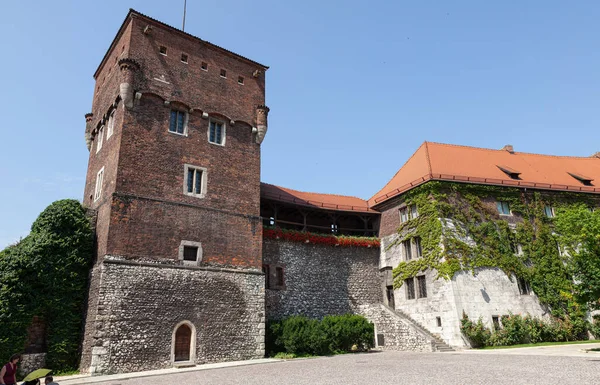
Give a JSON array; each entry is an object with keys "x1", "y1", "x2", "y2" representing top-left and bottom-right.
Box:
[
  {"x1": 107, "y1": 110, "x2": 115, "y2": 139},
  {"x1": 96, "y1": 126, "x2": 104, "y2": 153},
  {"x1": 238, "y1": 76, "x2": 244, "y2": 85},
  {"x1": 94, "y1": 167, "x2": 104, "y2": 202},
  {"x1": 263, "y1": 265, "x2": 271, "y2": 289},
  {"x1": 276, "y1": 267, "x2": 285, "y2": 287},
  {"x1": 403, "y1": 240, "x2": 412, "y2": 260},
  {"x1": 181, "y1": 53, "x2": 188, "y2": 63}
]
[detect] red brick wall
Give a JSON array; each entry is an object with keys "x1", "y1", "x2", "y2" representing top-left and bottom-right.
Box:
[
  {"x1": 379, "y1": 204, "x2": 401, "y2": 238},
  {"x1": 83, "y1": 14, "x2": 266, "y2": 268}
]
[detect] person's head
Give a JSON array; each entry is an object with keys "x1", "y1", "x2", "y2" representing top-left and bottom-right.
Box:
[
  {"x1": 9, "y1": 353, "x2": 21, "y2": 364},
  {"x1": 44, "y1": 376, "x2": 54, "y2": 384}
]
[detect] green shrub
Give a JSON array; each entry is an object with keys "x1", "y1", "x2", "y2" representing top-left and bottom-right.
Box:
[
  {"x1": 460, "y1": 312, "x2": 490, "y2": 348},
  {"x1": 267, "y1": 314, "x2": 374, "y2": 356},
  {"x1": 590, "y1": 315, "x2": 600, "y2": 339},
  {"x1": 499, "y1": 314, "x2": 528, "y2": 345}
]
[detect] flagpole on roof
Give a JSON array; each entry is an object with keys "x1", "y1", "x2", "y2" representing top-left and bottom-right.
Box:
[{"x1": 182, "y1": 0, "x2": 187, "y2": 32}]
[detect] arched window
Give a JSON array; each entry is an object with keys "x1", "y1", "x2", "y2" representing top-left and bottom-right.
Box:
[{"x1": 171, "y1": 321, "x2": 196, "y2": 365}]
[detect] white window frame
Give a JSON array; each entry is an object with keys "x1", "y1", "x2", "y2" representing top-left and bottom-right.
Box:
[
  {"x1": 497, "y1": 201, "x2": 511, "y2": 216},
  {"x1": 399, "y1": 207, "x2": 409, "y2": 223},
  {"x1": 183, "y1": 164, "x2": 207, "y2": 198},
  {"x1": 178, "y1": 240, "x2": 203, "y2": 266},
  {"x1": 94, "y1": 167, "x2": 104, "y2": 202},
  {"x1": 207, "y1": 118, "x2": 226, "y2": 146},
  {"x1": 107, "y1": 110, "x2": 115, "y2": 139},
  {"x1": 96, "y1": 126, "x2": 104, "y2": 153},
  {"x1": 409, "y1": 204, "x2": 418, "y2": 219},
  {"x1": 414, "y1": 237, "x2": 422, "y2": 258},
  {"x1": 169, "y1": 109, "x2": 188, "y2": 136},
  {"x1": 544, "y1": 205, "x2": 555, "y2": 218}
]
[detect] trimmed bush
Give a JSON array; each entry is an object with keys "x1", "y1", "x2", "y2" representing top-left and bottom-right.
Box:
[{"x1": 266, "y1": 314, "x2": 374, "y2": 356}]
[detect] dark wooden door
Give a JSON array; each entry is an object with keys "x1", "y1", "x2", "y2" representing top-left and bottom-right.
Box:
[{"x1": 174, "y1": 324, "x2": 192, "y2": 362}]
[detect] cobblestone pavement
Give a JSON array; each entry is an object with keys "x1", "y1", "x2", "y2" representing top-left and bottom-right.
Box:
[{"x1": 88, "y1": 350, "x2": 600, "y2": 385}]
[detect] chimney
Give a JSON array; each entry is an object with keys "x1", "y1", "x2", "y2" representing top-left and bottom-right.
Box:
[
  {"x1": 501, "y1": 144, "x2": 514, "y2": 154},
  {"x1": 591, "y1": 152, "x2": 600, "y2": 159}
]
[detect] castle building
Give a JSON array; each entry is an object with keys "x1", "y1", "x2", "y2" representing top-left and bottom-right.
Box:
[{"x1": 81, "y1": 9, "x2": 600, "y2": 374}]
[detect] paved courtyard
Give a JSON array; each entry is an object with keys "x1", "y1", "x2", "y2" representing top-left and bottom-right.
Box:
[{"x1": 72, "y1": 344, "x2": 600, "y2": 385}]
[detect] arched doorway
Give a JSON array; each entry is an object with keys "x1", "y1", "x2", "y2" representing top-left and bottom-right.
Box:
[{"x1": 171, "y1": 321, "x2": 196, "y2": 365}]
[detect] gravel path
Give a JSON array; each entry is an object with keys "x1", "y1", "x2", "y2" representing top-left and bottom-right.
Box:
[{"x1": 88, "y1": 350, "x2": 600, "y2": 385}]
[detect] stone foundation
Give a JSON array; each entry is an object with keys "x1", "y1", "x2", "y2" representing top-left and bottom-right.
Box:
[
  {"x1": 19, "y1": 353, "x2": 46, "y2": 377},
  {"x1": 81, "y1": 258, "x2": 264, "y2": 374}
]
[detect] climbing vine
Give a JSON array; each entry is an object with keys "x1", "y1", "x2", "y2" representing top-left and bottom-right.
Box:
[{"x1": 390, "y1": 181, "x2": 600, "y2": 318}]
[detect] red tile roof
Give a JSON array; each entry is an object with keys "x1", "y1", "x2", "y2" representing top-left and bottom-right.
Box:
[
  {"x1": 261, "y1": 183, "x2": 376, "y2": 213},
  {"x1": 369, "y1": 142, "x2": 600, "y2": 206}
]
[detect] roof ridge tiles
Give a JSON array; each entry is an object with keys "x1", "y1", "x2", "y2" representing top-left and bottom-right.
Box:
[{"x1": 426, "y1": 141, "x2": 600, "y2": 160}]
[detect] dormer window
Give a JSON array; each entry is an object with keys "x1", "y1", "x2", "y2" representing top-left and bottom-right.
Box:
[
  {"x1": 497, "y1": 165, "x2": 521, "y2": 180},
  {"x1": 568, "y1": 172, "x2": 593, "y2": 186}
]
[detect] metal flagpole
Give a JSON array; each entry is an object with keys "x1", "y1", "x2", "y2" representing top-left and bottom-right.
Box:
[{"x1": 182, "y1": 0, "x2": 187, "y2": 31}]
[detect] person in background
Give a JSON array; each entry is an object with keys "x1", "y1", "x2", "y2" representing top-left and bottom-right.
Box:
[
  {"x1": 44, "y1": 376, "x2": 58, "y2": 385},
  {"x1": 0, "y1": 354, "x2": 21, "y2": 385}
]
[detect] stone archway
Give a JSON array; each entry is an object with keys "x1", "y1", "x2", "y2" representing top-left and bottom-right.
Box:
[{"x1": 171, "y1": 321, "x2": 196, "y2": 365}]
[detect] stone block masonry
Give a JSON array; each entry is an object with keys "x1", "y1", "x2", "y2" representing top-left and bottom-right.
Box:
[{"x1": 84, "y1": 259, "x2": 264, "y2": 374}]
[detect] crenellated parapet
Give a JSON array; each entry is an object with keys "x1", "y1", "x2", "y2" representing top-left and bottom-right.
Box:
[
  {"x1": 118, "y1": 58, "x2": 141, "y2": 110},
  {"x1": 255, "y1": 105, "x2": 270, "y2": 144},
  {"x1": 84, "y1": 112, "x2": 94, "y2": 150}
]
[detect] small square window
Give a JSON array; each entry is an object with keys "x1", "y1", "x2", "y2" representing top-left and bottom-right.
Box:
[
  {"x1": 208, "y1": 119, "x2": 225, "y2": 145},
  {"x1": 181, "y1": 53, "x2": 188, "y2": 63},
  {"x1": 544, "y1": 205, "x2": 555, "y2": 218},
  {"x1": 405, "y1": 278, "x2": 415, "y2": 300},
  {"x1": 94, "y1": 167, "x2": 104, "y2": 202},
  {"x1": 169, "y1": 110, "x2": 187, "y2": 135},
  {"x1": 417, "y1": 275, "x2": 427, "y2": 298},
  {"x1": 159, "y1": 45, "x2": 167, "y2": 55},
  {"x1": 497, "y1": 201, "x2": 511, "y2": 215},
  {"x1": 238, "y1": 76, "x2": 244, "y2": 85},
  {"x1": 184, "y1": 165, "x2": 207, "y2": 198},
  {"x1": 220, "y1": 69, "x2": 227, "y2": 78},
  {"x1": 183, "y1": 246, "x2": 198, "y2": 261},
  {"x1": 201, "y1": 62, "x2": 208, "y2": 71}
]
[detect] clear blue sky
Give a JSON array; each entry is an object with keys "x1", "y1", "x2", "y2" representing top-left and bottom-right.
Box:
[{"x1": 1, "y1": 1, "x2": 599, "y2": 248}]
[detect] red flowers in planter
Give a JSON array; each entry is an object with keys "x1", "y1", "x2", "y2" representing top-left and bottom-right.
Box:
[{"x1": 263, "y1": 227, "x2": 380, "y2": 248}]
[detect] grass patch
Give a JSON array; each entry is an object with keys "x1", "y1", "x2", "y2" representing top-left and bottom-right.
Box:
[{"x1": 480, "y1": 340, "x2": 600, "y2": 350}]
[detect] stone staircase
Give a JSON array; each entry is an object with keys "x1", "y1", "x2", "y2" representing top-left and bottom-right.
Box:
[{"x1": 382, "y1": 304, "x2": 455, "y2": 352}]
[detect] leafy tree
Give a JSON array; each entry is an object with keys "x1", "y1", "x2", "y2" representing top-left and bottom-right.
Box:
[
  {"x1": 555, "y1": 204, "x2": 600, "y2": 310},
  {"x1": 0, "y1": 199, "x2": 93, "y2": 371}
]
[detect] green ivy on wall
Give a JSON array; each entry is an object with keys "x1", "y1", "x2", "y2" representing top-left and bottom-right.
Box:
[
  {"x1": 0, "y1": 199, "x2": 93, "y2": 371},
  {"x1": 390, "y1": 181, "x2": 600, "y2": 317}
]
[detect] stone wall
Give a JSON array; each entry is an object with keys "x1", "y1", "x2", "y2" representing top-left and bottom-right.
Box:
[
  {"x1": 83, "y1": 259, "x2": 264, "y2": 374},
  {"x1": 359, "y1": 305, "x2": 434, "y2": 352},
  {"x1": 263, "y1": 239, "x2": 381, "y2": 320}
]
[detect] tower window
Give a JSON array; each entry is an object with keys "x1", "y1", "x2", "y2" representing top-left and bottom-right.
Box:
[
  {"x1": 220, "y1": 69, "x2": 227, "y2": 78},
  {"x1": 107, "y1": 110, "x2": 115, "y2": 139},
  {"x1": 183, "y1": 246, "x2": 198, "y2": 261},
  {"x1": 201, "y1": 62, "x2": 208, "y2": 71},
  {"x1": 169, "y1": 110, "x2": 187, "y2": 135},
  {"x1": 159, "y1": 45, "x2": 167, "y2": 55},
  {"x1": 183, "y1": 164, "x2": 207, "y2": 198},
  {"x1": 181, "y1": 53, "x2": 188, "y2": 63},
  {"x1": 238, "y1": 76, "x2": 244, "y2": 85},
  {"x1": 208, "y1": 119, "x2": 225, "y2": 145},
  {"x1": 96, "y1": 126, "x2": 104, "y2": 153},
  {"x1": 94, "y1": 167, "x2": 104, "y2": 202}
]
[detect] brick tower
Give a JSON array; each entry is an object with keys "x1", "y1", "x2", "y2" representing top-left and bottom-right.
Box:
[{"x1": 81, "y1": 9, "x2": 269, "y2": 374}]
